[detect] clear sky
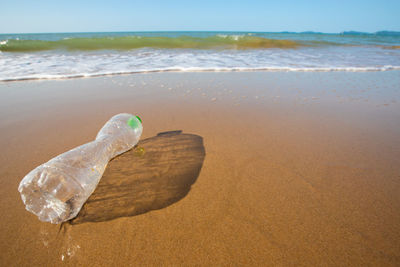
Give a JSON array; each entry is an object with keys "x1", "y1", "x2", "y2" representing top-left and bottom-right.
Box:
[{"x1": 1, "y1": 0, "x2": 399, "y2": 34}]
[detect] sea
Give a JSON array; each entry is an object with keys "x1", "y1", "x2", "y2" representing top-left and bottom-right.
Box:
[{"x1": 0, "y1": 31, "x2": 399, "y2": 81}]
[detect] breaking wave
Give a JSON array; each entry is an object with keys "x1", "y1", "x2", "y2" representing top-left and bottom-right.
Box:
[{"x1": 0, "y1": 35, "x2": 303, "y2": 52}]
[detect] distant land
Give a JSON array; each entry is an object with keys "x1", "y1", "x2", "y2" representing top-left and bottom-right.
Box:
[
  {"x1": 340, "y1": 31, "x2": 400, "y2": 36},
  {"x1": 285, "y1": 31, "x2": 400, "y2": 36}
]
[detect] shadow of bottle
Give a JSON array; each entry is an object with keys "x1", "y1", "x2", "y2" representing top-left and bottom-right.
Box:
[{"x1": 69, "y1": 130, "x2": 205, "y2": 224}]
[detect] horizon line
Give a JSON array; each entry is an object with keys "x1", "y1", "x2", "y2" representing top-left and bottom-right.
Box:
[{"x1": 1, "y1": 30, "x2": 400, "y2": 35}]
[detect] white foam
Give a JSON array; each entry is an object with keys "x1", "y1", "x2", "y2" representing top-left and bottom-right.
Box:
[
  {"x1": 216, "y1": 34, "x2": 245, "y2": 40},
  {"x1": 0, "y1": 46, "x2": 399, "y2": 82}
]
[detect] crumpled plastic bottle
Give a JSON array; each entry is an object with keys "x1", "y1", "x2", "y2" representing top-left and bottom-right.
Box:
[{"x1": 18, "y1": 113, "x2": 143, "y2": 224}]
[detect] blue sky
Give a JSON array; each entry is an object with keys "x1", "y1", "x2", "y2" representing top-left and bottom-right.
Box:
[{"x1": 1, "y1": 0, "x2": 399, "y2": 33}]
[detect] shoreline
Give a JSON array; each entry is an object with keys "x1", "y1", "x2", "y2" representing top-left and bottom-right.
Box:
[
  {"x1": 1, "y1": 71, "x2": 399, "y2": 265},
  {"x1": 2, "y1": 68, "x2": 400, "y2": 83}
]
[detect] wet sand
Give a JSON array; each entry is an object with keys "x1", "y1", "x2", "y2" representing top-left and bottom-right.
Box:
[{"x1": 0, "y1": 71, "x2": 400, "y2": 266}]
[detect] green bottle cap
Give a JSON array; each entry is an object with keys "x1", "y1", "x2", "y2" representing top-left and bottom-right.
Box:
[{"x1": 127, "y1": 115, "x2": 142, "y2": 129}]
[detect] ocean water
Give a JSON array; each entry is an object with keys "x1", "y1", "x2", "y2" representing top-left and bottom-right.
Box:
[{"x1": 0, "y1": 31, "x2": 399, "y2": 81}]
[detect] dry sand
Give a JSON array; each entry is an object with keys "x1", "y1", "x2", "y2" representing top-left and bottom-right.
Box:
[{"x1": 0, "y1": 71, "x2": 399, "y2": 266}]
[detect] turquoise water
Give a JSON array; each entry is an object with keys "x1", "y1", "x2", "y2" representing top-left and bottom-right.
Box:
[{"x1": 0, "y1": 32, "x2": 399, "y2": 81}]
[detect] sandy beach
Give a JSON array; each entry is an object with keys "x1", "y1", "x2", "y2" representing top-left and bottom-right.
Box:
[{"x1": 1, "y1": 71, "x2": 400, "y2": 266}]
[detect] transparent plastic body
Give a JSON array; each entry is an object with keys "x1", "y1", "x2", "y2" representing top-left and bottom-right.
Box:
[{"x1": 18, "y1": 113, "x2": 143, "y2": 224}]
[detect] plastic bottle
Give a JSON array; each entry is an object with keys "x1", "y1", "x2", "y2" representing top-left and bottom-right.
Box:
[{"x1": 18, "y1": 113, "x2": 143, "y2": 224}]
